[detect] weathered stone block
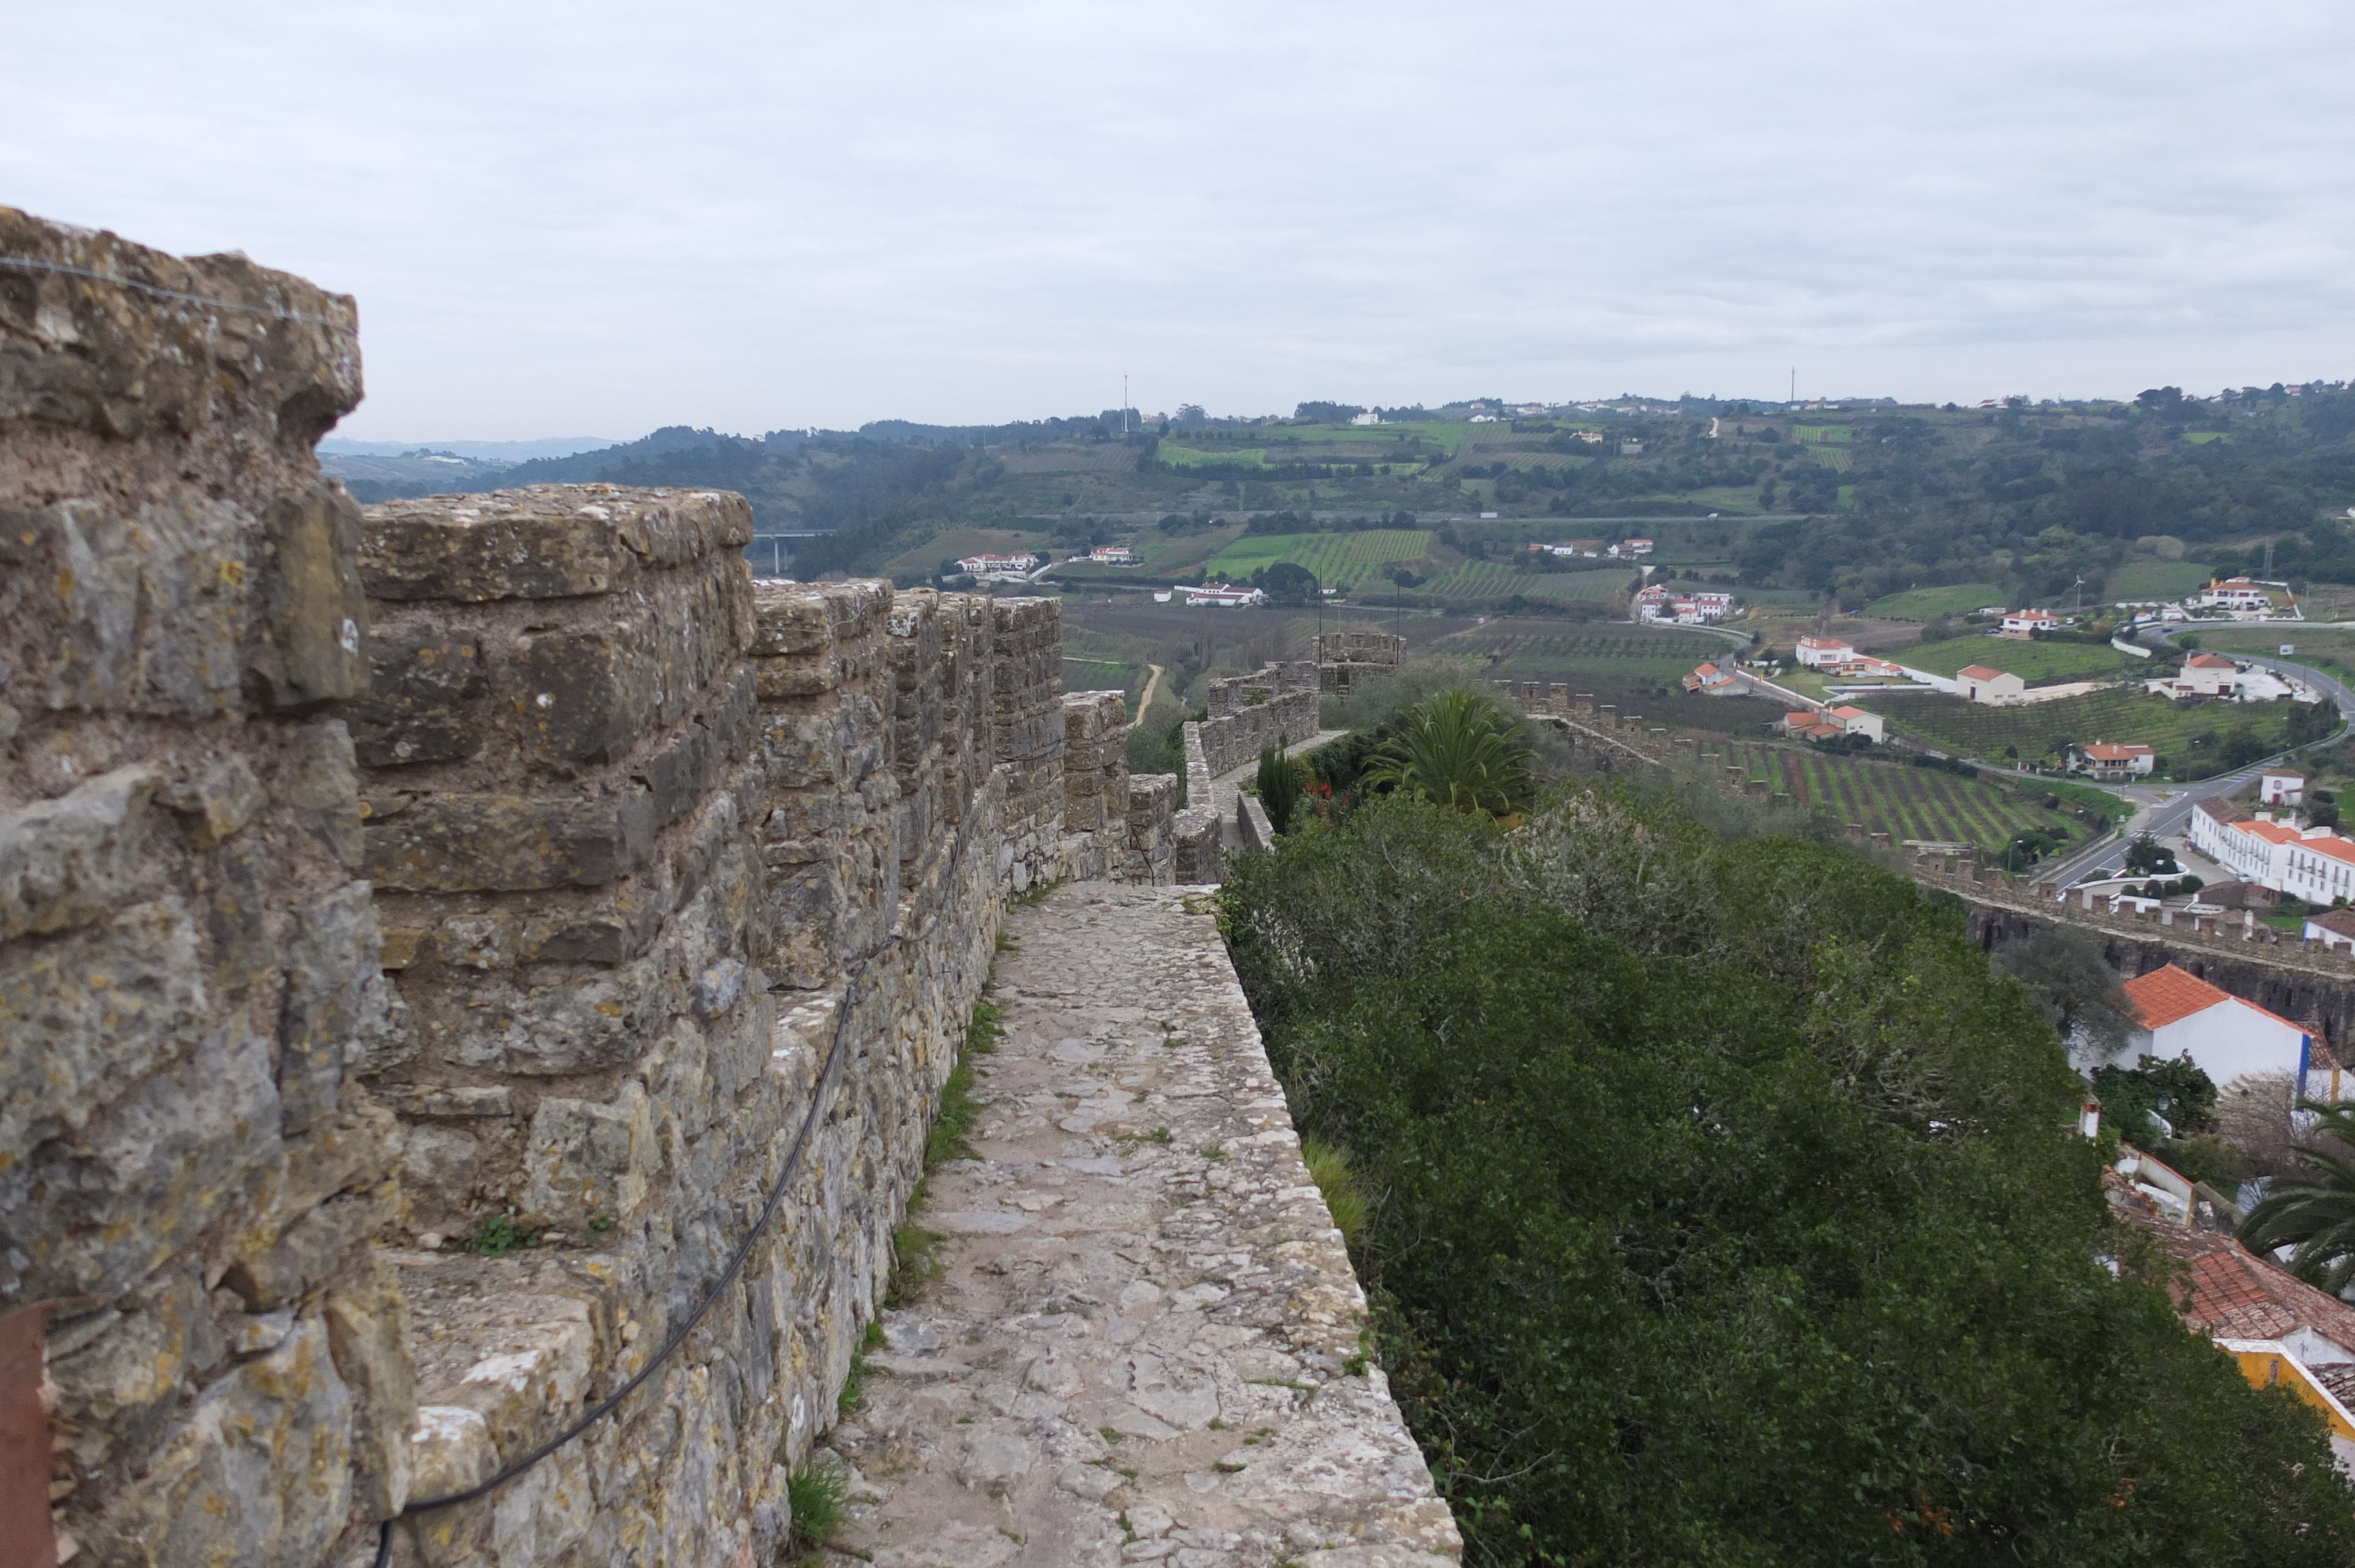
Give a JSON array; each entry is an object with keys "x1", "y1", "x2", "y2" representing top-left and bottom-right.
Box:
[
  {"x1": 159, "y1": 754, "x2": 264, "y2": 848},
  {"x1": 361, "y1": 486, "x2": 752, "y2": 602},
  {"x1": 521, "y1": 1084, "x2": 657, "y2": 1225},
  {"x1": 79, "y1": 1318, "x2": 357, "y2": 1568},
  {"x1": 2, "y1": 1019, "x2": 281, "y2": 1302},
  {"x1": 363, "y1": 792, "x2": 655, "y2": 892},
  {"x1": 277, "y1": 880, "x2": 387, "y2": 1135},
  {"x1": 343, "y1": 619, "x2": 492, "y2": 768},
  {"x1": 251, "y1": 482, "x2": 371, "y2": 709},
  {"x1": 0, "y1": 764, "x2": 161, "y2": 938}
]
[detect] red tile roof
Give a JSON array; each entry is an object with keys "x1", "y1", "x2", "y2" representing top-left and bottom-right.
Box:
[
  {"x1": 2124, "y1": 962, "x2": 2308, "y2": 1034},
  {"x1": 2082, "y1": 743, "x2": 2152, "y2": 761},
  {"x1": 1958, "y1": 664, "x2": 2009, "y2": 680},
  {"x1": 2111, "y1": 1184, "x2": 2355, "y2": 1357},
  {"x1": 2187, "y1": 652, "x2": 2238, "y2": 669},
  {"x1": 2125, "y1": 964, "x2": 2232, "y2": 1029},
  {"x1": 2198, "y1": 797, "x2": 2254, "y2": 826}
]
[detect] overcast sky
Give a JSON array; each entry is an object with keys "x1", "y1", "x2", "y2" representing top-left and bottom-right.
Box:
[{"x1": 9, "y1": 1, "x2": 2351, "y2": 439}]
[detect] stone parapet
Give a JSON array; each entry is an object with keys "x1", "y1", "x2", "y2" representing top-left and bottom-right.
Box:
[
  {"x1": 1192, "y1": 662, "x2": 1321, "y2": 779},
  {"x1": 6, "y1": 207, "x2": 1448, "y2": 1568},
  {"x1": 1315, "y1": 629, "x2": 1405, "y2": 695},
  {"x1": 1, "y1": 210, "x2": 410, "y2": 1568}
]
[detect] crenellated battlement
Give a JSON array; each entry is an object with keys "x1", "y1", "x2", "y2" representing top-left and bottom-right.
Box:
[{"x1": 0, "y1": 208, "x2": 1445, "y2": 1568}]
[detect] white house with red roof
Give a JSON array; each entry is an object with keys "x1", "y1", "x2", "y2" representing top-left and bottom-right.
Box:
[
  {"x1": 2199, "y1": 577, "x2": 2275, "y2": 612},
  {"x1": 2264, "y1": 771, "x2": 2307, "y2": 806},
  {"x1": 1179, "y1": 582, "x2": 1268, "y2": 607},
  {"x1": 1825, "y1": 704, "x2": 1883, "y2": 743},
  {"x1": 1956, "y1": 665, "x2": 2025, "y2": 703},
  {"x1": 2117, "y1": 964, "x2": 2315, "y2": 1098},
  {"x1": 2189, "y1": 798, "x2": 2355, "y2": 905},
  {"x1": 2071, "y1": 741, "x2": 2154, "y2": 780},
  {"x1": 2000, "y1": 609, "x2": 2061, "y2": 636},
  {"x1": 1793, "y1": 635, "x2": 1855, "y2": 667}
]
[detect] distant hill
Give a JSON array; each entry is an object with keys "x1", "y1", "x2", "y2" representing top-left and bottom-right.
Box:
[{"x1": 319, "y1": 436, "x2": 621, "y2": 461}]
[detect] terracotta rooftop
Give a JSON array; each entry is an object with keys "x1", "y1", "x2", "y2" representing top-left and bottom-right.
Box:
[
  {"x1": 2187, "y1": 652, "x2": 2239, "y2": 669},
  {"x1": 2307, "y1": 909, "x2": 2355, "y2": 939},
  {"x1": 1958, "y1": 664, "x2": 2008, "y2": 680},
  {"x1": 2198, "y1": 796, "x2": 2254, "y2": 826},
  {"x1": 2124, "y1": 963, "x2": 2307, "y2": 1035},
  {"x1": 2111, "y1": 1180, "x2": 2355, "y2": 1358},
  {"x1": 2082, "y1": 743, "x2": 2152, "y2": 761}
]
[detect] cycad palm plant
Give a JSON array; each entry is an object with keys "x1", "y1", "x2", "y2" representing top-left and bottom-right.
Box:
[
  {"x1": 2238, "y1": 1101, "x2": 2355, "y2": 1293},
  {"x1": 1360, "y1": 688, "x2": 1536, "y2": 818}
]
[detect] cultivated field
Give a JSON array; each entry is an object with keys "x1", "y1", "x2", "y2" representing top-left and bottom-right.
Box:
[
  {"x1": 1792, "y1": 426, "x2": 1855, "y2": 444},
  {"x1": 1863, "y1": 583, "x2": 2006, "y2": 620},
  {"x1": 1870, "y1": 687, "x2": 2303, "y2": 768},
  {"x1": 1896, "y1": 636, "x2": 2136, "y2": 684},
  {"x1": 1710, "y1": 743, "x2": 2079, "y2": 851},
  {"x1": 1452, "y1": 624, "x2": 1731, "y2": 681},
  {"x1": 2109, "y1": 559, "x2": 2214, "y2": 600},
  {"x1": 1203, "y1": 529, "x2": 1431, "y2": 588}
]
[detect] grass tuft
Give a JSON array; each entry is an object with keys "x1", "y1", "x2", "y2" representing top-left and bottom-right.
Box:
[
  {"x1": 1301, "y1": 1138, "x2": 1369, "y2": 1244},
  {"x1": 462, "y1": 1214, "x2": 538, "y2": 1257},
  {"x1": 787, "y1": 1462, "x2": 850, "y2": 1554}
]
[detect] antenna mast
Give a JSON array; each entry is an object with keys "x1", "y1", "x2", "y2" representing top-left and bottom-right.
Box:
[{"x1": 1123, "y1": 374, "x2": 1131, "y2": 435}]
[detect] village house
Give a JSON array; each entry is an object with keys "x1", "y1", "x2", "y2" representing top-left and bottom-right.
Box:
[
  {"x1": 1349, "y1": 408, "x2": 1383, "y2": 426},
  {"x1": 1824, "y1": 704, "x2": 1884, "y2": 742},
  {"x1": 1179, "y1": 582, "x2": 1268, "y2": 607},
  {"x1": 2000, "y1": 609, "x2": 2061, "y2": 637},
  {"x1": 1956, "y1": 664, "x2": 2026, "y2": 703},
  {"x1": 2304, "y1": 909, "x2": 2355, "y2": 951},
  {"x1": 2117, "y1": 964, "x2": 2316, "y2": 1099},
  {"x1": 2264, "y1": 771, "x2": 2307, "y2": 806},
  {"x1": 1636, "y1": 584, "x2": 1733, "y2": 624},
  {"x1": 2071, "y1": 741, "x2": 2155, "y2": 780},
  {"x1": 956, "y1": 552, "x2": 1041, "y2": 576},
  {"x1": 1682, "y1": 661, "x2": 1740, "y2": 695},
  {"x1": 1794, "y1": 635, "x2": 1856, "y2": 667},
  {"x1": 2190, "y1": 798, "x2": 2355, "y2": 906},
  {"x1": 1087, "y1": 544, "x2": 1139, "y2": 564},
  {"x1": 2110, "y1": 1179, "x2": 2355, "y2": 1473},
  {"x1": 2198, "y1": 577, "x2": 2275, "y2": 612},
  {"x1": 1780, "y1": 710, "x2": 1846, "y2": 743}
]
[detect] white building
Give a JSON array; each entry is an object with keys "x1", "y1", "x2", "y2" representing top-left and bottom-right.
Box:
[
  {"x1": 1795, "y1": 636, "x2": 1857, "y2": 668},
  {"x1": 956, "y1": 553, "x2": 1040, "y2": 576},
  {"x1": 1622, "y1": 538, "x2": 1654, "y2": 556},
  {"x1": 1956, "y1": 665, "x2": 2026, "y2": 703},
  {"x1": 1179, "y1": 582, "x2": 1268, "y2": 607},
  {"x1": 1350, "y1": 409, "x2": 1382, "y2": 426},
  {"x1": 2190, "y1": 799, "x2": 2355, "y2": 905},
  {"x1": 2001, "y1": 609, "x2": 2061, "y2": 636},
  {"x1": 2304, "y1": 909, "x2": 2355, "y2": 951},
  {"x1": 1825, "y1": 704, "x2": 1885, "y2": 742},
  {"x1": 2116, "y1": 964, "x2": 2316, "y2": 1099},
  {"x1": 2264, "y1": 772, "x2": 2307, "y2": 806},
  {"x1": 1087, "y1": 544, "x2": 1139, "y2": 564},
  {"x1": 2074, "y1": 742, "x2": 2155, "y2": 780},
  {"x1": 1636, "y1": 584, "x2": 1733, "y2": 624},
  {"x1": 2198, "y1": 577, "x2": 2275, "y2": 612}
]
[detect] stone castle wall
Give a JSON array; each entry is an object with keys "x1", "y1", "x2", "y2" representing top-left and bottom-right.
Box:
[
  {"x1": 0, "y1": 207, "x2": 414, "y2": 1568},
  {"x1": 1188, "y1": 660, "x2": 1322, "y2": 779},
  {"x1": 0, "y1": 212, "x2": 1191, "y2": 1568}
]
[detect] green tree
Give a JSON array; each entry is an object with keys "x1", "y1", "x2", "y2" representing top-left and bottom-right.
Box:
[
  {"x1": 1994, "y1": 925, "x2": 2137, "y2": 1054},
  {"x1": 1254, "y1": 746, "x2": 1306, "y2": 835},
  {"x1": 1262, "y1": 560, "x2": 1319, "y2": 606},
  {"x1": 2240, "y1": 1101, "x2": 2355, "y2": 1293},
  {"x1": 1220, "y1": 788, "x2": 2355, "y2": 1568},
  {"x1": 1359, "y1": 690, "x2": 1535, "y2": 818}
]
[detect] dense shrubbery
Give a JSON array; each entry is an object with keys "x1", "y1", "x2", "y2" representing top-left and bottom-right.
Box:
[{"x1": 1221, "y1": 786, "x2": 2355, "y2": 1567}]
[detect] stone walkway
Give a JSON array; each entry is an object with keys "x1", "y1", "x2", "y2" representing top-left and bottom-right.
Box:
[{"x1": 822, "y1": 883, "x2": 1458, "y2": 1568}]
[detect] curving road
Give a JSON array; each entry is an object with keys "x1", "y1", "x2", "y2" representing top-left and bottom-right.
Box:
[{"x1": 2029, "y1": 627, "x2": 2355, "y2": 890}]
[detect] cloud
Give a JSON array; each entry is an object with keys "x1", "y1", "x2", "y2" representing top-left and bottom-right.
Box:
[{"x1": 6, "y1": 0, "x2": 2350, "y2": 435}]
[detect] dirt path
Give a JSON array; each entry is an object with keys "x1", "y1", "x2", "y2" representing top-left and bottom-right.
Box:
[{"x1": 1128, "y1": 663, "x2": 1164, "y2": 728}]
